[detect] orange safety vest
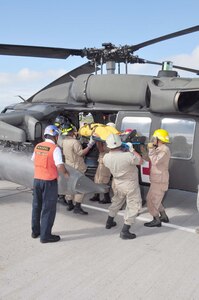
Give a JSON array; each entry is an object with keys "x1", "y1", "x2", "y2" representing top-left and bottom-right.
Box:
[{"x1": 34, "y1": 141, "x2": 58, "y2": 180}]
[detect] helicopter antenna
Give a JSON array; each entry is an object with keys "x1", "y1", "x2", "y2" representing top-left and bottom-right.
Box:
[{"x1": 16, "y1": 95, "x2": 27, "y2": 102}]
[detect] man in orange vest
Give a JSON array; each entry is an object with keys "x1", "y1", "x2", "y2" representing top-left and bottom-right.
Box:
[{"x1": 31, "y1": 125, "x2": 69, "y2": 243}]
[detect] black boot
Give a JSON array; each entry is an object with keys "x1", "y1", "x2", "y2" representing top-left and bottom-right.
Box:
[
  {"x1": 40, "y1": 234, "x2": 60, "y2": 243},
  {"x1": 73, "y1": 203, "x2": 88, "y2": 215},
  {"x1": 120, "y1": 224, "x2": 136, "y2": 240},
  {"x1": 144, "y1": 216, "x2": 162, "y2": 227},
  {"x1": 160, "y1": 211, "x2": 169, "y2": 223},
  {"x1": 58, "y1": 195, "x2": 68, "y2": 205},
  {"x1": 90, "y1": 193, "x2": 100, "y2": 202},
  {"x1": 106, "y1": 216, "x2": 117, "y2": 229},
  {"x1": 99, "y1": 193, "x2": 111, "y2": 204},
  {"x1": 67, "y1": 200, "x2": 74, "y2": 211}
]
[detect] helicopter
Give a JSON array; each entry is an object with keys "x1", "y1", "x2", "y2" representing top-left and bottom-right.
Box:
[{"x1": 0, "y1": 25, "x2": 199, "y2": 198}]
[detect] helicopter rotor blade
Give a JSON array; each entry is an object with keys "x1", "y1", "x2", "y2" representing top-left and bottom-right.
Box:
[
  {"x1": 0, "y1": 44, "x2": 84, "y2": 59},
  {"x1": 139, "y1": 58, "x2": 199, "y2": 75},
  {"x1": 130, "y1": 25, "x2": 199, "y2": 52},
  {"x1": 171, "y1": 64, "x2": 199, "y2": 75}
]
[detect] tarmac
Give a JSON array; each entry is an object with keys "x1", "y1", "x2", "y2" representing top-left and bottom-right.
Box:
[{"x1": 0, "y1": 179, "x2": 199, "y2": 300}]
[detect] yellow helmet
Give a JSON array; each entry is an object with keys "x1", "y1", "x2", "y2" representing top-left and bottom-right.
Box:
[{"x1": 152, "y1": 129, "x2": 170, "y2": 143}]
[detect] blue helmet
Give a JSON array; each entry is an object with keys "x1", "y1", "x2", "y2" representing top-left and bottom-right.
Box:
[{"x1": 44, "y1": 125, "x2": 59, "y2": 137}]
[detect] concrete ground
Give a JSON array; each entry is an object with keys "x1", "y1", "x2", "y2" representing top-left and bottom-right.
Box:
[{"x1": 0, "y1": 180, "x2": 199, "y2": 300}]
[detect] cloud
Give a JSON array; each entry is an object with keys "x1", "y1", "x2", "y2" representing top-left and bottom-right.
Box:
[
  {"x1": 169, "y1": 46, "x2": 199, "y2": 68},
  {"x1": 127, "y1": 46, "x2": 199, "y2": 77},
  {"x1": 0, "y1": 68, "x2": 66, "y2": 86},
  {"x1": 0, "y1": 68, "x2": 67, "y2": 111}
]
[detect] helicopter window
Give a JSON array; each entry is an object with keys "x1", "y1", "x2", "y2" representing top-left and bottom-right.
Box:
[
  {"x1": 121, "y1": 116, "x2": 151, "y2": 138},
  {"x1": 161, "y1": 118, "x2": 195, "y2": 159},
  {"x1": 79, "y1": 112, "x2": 94, "y2": 127}
]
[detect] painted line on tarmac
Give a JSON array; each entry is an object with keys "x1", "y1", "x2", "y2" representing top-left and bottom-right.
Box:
[{"x1": 82, "y1": 204, "x2": 197, "y2": 234}]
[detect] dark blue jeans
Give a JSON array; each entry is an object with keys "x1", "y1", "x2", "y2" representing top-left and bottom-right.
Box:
[{"x1": 32, "y1": 179, "x2": 58, "y2": 240}]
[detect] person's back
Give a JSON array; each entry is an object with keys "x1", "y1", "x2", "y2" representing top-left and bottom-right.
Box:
[
  {"x1": 31, "y1": 125, "x2": 69, "y2": 243},
  {"x1": 63, "y1": 136, "x2": 87, "y2": 173},
  {"x1": 103, "y1": 150, "x2": 139, "y2": 182},
  {"x1": 34, "y1": 141, "x2": 58, "y2": 180},
  {"x1": 103, "y1": 133, "x2": 143, "y2": 240}
]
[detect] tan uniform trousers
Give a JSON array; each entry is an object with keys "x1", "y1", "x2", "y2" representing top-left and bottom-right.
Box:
[
  {"x1": 109, "y1": 179, "x2": 141, "y2": 226},
  {"x1": 94, "y1": 155, "x2": 111, "y2": 184},
  {"x1": 63, "y1": 136, "x2": 87, "y2": 204},
  {"x1": 146, "y1": 182, "x2": 168, "y2": 216},
  {"x1": 65, "y1": 193, "x2": 84, "y2": 203}
]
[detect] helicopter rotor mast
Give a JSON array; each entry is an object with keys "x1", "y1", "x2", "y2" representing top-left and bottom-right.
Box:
[
  {"x1": 0, "y1": 25, "x2": 198, "y2": 74},
  {"x1": 84, "y1": 25, "x2": 199, "y2": 74}
]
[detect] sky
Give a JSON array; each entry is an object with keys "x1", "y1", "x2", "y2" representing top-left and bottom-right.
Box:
[{"x1": 0, "y1": 0, "x2": 199, "y2": 111}]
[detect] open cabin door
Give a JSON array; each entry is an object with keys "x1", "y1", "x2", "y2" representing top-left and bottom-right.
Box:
[{"x1": 116, "y1": 111, "x2": 199, "y2": 193}]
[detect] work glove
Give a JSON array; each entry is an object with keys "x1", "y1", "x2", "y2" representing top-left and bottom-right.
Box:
[
  {"x1": 147, "y1": 143, "x2": 156, "y2": 149},
  {"x1": 147, "y1": 142, "x2": 154, "y2": 149},
  {"x1": 126, "y1": 142, "x2": 135, "y2": 153},
  {"x1": 88, "y1": 136, "x2": 95, "y2": 148}
]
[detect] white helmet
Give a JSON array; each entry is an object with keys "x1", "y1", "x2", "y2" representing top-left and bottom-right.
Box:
[
  {"x1": 106, "y1": 122, "x2": 116, "y2": 128},
  {"x1": 106, "y1": 133, "x2": 122, "y2": 149}
]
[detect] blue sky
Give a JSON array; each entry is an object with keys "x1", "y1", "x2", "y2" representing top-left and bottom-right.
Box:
[{"x1": 0, "y1": 0, "x2": 199, "y2": 111}]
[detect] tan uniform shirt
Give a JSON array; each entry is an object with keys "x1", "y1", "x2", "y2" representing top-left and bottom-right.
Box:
[
  {"x1": 103, "y1": 149, "x2": 142, "y2": 225},
  {"x1": 62, "y1": 136, "x2": 87, "y2": 173},
  {"x1": 103, "y1": 150, "x2": 140, "y2": 184},
  {"x1": 149, "y1": 144, "x2": 170, "y2": 185},
  {"x1": 94, "y1": 151, "x2": 111, "y2": 184}
]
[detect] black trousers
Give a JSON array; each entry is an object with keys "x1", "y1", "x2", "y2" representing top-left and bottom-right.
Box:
[{"x1": 32, "y1": 179, "x2": 58, "y2": 240}]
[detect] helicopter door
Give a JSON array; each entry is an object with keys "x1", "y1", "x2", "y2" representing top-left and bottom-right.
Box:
[
  {"x1": 116, "y1": 112, "x2": 152, "y2": 184},
  {"x1": 161, "y1": 117, "x2": 198, "y2": 192},
  {"x1": 116, "y1": 112, "x2": 199, "y2": 193}
]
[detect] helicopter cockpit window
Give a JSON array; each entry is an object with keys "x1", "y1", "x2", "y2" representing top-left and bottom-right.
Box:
[
  {"x1": 161, "y1": 118, "x2": 195, "y2": 159},
  {"x1": 121, "y1": 116, "x2": 151, "y2": 139}
]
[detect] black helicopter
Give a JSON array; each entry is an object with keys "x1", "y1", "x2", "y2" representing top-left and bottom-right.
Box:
[{"x1": 0, "y1": 25, "x2": 199, "y2": 197}]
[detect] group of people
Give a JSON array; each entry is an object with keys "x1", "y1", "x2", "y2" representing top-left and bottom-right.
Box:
[{"x1": 31, "y1": 114, "x2": 171, "y2": 243}]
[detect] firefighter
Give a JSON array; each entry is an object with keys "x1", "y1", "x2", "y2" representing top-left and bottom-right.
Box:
[
  {"x1": 144, "y1": 129, "x2": 170, "y2": 228},
  {"x1": 31, "y1": 125, "x2": 69, "y2": 243},
  {"x1": 54, "y1": 115, "x2": 66, "y2": 130},
  {"x1": 54, "y1": 115, "x2": 70, "y2": 205},
  {"x1": 103, "y1": 134, "x2": 143, "y2": 240},
  {"x1": 62, "y1": 123, "x2": 95, "y2": 214},
  {"x1": 89, "y1": 140, "x2": 111, "y2": 204}
]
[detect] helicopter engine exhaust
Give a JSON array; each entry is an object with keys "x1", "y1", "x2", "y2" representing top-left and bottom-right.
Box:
[
  {"x1": 0, "y1": 147, "x2": 107, "y2": 195},
  {"x1": 71, "y1": 73, "x2": 199, "y2": 115}
]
